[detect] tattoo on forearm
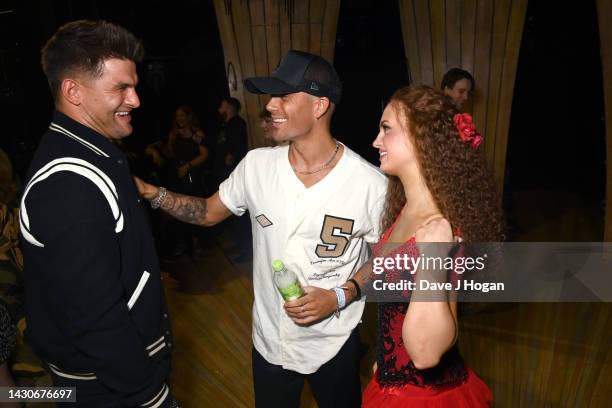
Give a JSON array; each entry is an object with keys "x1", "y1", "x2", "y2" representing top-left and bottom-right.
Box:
[
  {"x1": 160, "y1": 191, "x2": 207, "y2": 225},
  {"x1": 356, "y1": 260, "x2": 374, "y2": 286}
]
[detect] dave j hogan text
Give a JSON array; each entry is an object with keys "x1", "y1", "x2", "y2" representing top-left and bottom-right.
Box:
[{"x1": 372, "y1": 279, "x2": 504, "y2": 293}]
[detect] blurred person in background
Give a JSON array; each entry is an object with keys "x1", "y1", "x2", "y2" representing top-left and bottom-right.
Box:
[{"x1": 441, "y1": 68, "x2": 474, "y2": 110}]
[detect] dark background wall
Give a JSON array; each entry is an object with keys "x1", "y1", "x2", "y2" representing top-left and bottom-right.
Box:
[
  {"x1": 332, "y1": 0, "x2": 409, "y2": 165},
  {"x1": 508, "y1": 0, "x2": 605, "y2": 199},
  {"x1": 505, "y1": 0, "x2": 605, "y2": 239}
]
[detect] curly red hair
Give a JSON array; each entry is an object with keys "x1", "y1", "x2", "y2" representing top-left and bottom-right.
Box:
[{"x1": 381, "y1": 86, "x2": 504, "y2": 242}]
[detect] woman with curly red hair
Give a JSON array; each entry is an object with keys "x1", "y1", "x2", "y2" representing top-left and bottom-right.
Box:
[{"x1": 363, "y1": 86, "x2": 502, "y2": 407}]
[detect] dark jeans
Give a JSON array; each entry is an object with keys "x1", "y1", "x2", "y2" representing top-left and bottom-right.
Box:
[{"x1": 252, "y1": 329, "x2": 362, "y2": 408}]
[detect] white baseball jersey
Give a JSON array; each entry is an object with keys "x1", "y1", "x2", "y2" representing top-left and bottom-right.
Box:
[{"x1": 219, "y1": 143, "x2": 387, "y2": 374}]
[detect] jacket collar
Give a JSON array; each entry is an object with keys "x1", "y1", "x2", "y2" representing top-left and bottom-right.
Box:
[{"x1": 49, "y1": 111, "x2": 124, "y2": 159}]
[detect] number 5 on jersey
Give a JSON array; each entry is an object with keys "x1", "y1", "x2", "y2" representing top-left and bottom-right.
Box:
[{"x1": 315, "y1": 215, "x2": 355, "y2": 258}]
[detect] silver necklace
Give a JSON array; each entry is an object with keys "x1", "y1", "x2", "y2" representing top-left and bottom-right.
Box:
[{"x1": 291, "y1": 139, "x2": 340, "y2": 175}]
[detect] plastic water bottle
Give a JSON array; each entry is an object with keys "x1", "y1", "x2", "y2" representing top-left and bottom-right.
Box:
[{"x1": 272, "y1": 259, "x2": 304, "y2": 301}]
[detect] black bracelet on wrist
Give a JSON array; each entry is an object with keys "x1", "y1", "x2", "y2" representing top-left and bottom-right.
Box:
[{"x1": 348, "y1": 278, "x2": 362, "y2": 301}]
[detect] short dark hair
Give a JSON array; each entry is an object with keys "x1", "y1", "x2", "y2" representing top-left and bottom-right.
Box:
[
  {"x1": 441, "y1": 68, "x2": 475, "y2": 91},
  {"x1": 224, "y1": 97, "x2": 241, "y2": 113},
  {"x1": 41, "y1": 20, "x2": 144, "y2": 98}
]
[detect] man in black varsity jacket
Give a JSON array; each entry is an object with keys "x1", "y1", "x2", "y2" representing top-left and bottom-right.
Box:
[{"x1": 19, "y1": 20, "x2": 177, "y2": 407}]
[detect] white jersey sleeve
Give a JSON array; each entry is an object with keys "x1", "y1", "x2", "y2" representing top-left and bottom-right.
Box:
[{"x1": 218, "y1": 156, "x2": 248, "y2": 216}]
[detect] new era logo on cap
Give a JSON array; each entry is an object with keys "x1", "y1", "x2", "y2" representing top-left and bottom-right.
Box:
[{"x1": 243, "y1": 50, "x2": 342, "y2": 104}]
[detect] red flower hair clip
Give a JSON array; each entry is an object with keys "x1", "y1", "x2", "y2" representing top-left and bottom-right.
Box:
[{"x1": 453, "y1": 113, "x2": 482, "y2": 150}]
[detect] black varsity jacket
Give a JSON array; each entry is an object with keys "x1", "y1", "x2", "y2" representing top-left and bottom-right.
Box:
[{"x1": 20, "y1": 111, "x2": 173, "y2": 407}]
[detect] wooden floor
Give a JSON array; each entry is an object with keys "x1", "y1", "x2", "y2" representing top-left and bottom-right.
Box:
[
  {"x1": 164, "y1": 231, "x2": 377, "y2": 408},
  {"x1": 164, "y1": 241, "x2": 256, "y2": 408}
]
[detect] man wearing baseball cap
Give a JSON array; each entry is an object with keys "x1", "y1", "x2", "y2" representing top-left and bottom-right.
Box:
[{"x1": 136, "y1": 50, "x2": 387, "y2": 407}]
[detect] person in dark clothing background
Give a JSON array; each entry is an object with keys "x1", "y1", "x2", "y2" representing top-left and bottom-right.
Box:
[
  {"x1": 214, "y1": 97, "x2": 251, "y2": 261},
  {"x1": 146, "y1": 106, "x2": 211, "y2": 259},
  {"x1": 214, "y1": 97, "x2": 248, "y2": 187},
  {"x1": 164, "y1": 105, "x2": 209, "y2": 196}
]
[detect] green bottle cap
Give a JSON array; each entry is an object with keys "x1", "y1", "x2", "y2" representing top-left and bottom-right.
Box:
[{"x1": 272, "y1": 259, "x2": 284, "y2": 272}]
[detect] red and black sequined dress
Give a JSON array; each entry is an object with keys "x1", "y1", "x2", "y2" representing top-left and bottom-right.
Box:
[{"x1": 363, "y1": 224, "x2": 492, "y2": 407}]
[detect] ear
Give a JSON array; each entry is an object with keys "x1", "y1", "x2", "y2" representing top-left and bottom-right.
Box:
[
  {"x1": 313, "y1": 97, "x2": 331, "y2": 120},
  {"x1": 60, "y1": 78, "x2": 82, "y2": 106}
]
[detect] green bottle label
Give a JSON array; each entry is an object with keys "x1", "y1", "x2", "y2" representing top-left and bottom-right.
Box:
[{"x1": 279, "y1": 281, "x2": 303, "y2": 301}]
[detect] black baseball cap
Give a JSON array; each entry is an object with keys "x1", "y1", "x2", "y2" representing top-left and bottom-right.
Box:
[{"x1": 244, "y1": 50, "x2": 342, "y2": 104}]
